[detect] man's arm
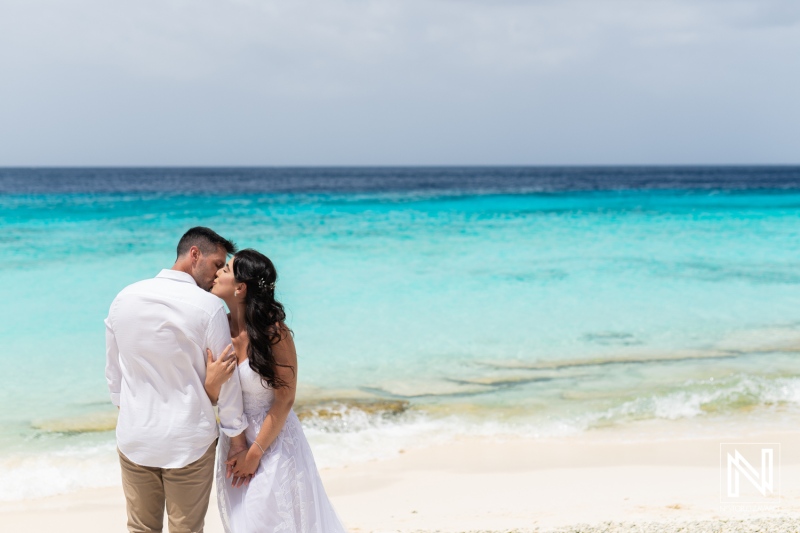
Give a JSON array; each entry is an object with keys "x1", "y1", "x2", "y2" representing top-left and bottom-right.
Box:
[{"x1": 105, "y1": 316, "x2": 122, "y2": 408}]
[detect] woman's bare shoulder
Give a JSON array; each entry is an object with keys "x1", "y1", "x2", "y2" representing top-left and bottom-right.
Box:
[{"x1": 271, "y1": 323, "x2": 296, "y2": 360}]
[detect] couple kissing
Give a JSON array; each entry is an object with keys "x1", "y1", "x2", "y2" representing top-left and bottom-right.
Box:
[{"x1": 105, "y1": 227, "x2": 346, "y2": 533}]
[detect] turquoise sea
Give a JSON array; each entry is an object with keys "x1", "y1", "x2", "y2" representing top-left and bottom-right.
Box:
[{"x1": 4, "y1": 167, "x2": 800, "y2": 500}]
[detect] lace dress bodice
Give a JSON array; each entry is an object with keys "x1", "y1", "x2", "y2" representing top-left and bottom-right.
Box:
[{"x1": 238, "y1": 359, "x2": 275, "y2": 416}]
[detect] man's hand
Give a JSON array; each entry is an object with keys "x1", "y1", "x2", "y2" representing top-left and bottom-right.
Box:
[
  {"x1": 225, "y1": 449, "x2": 253, "y2": 487},
  {"x1": 226, "y1": 446, "x2": 260, "y2": 487},
  {"x1": 227, "y1": 433, "x2": 250, "y2": 486}
]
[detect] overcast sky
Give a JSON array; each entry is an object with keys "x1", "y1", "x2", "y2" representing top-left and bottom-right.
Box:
[{"x1": 0, "y1": 0, "x2": 798, "y2": 165}]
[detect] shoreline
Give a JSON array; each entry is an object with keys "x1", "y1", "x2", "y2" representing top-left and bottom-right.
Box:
[{"x1": 3, "y1": 427, "x2": 800, "y2": 532}]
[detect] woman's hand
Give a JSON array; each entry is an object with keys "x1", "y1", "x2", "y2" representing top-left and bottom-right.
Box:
[
  {"x1": 204, "y1": 344, "x2": 236, "y2": 405},
  {"x1": 225, "y1": 446, "x2": 262, "y2": 486}
]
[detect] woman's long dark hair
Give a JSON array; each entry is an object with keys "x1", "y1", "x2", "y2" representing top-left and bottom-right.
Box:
[{"x1": 233, "y1": 248, "x2": 293, "y2": 388}]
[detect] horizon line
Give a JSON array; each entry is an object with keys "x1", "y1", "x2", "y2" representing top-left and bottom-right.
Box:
[{"x1": 2, "y1": 163, "x2": 800, "y2": 170}]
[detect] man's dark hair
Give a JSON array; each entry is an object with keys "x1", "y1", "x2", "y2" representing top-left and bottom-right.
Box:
[{"x1": 176, "y1": 227, "x2": 237, "y2": 258}]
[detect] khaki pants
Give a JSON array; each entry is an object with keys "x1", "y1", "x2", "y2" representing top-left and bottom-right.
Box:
[{"x1": 118, "y1": 442, "x2": 217, "y2": 533}]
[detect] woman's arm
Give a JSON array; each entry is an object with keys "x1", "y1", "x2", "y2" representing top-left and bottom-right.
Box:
[
  {"x1": 229, "y1": 325, "x2": 297, "y2": 478},
  {"x1": 204, "y1": 344, "x2": 236, "y2": 405}
]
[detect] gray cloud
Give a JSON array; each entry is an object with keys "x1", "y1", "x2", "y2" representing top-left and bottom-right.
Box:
[{"x1": 0, "y1": 0, "x2": 798, "y2": 165}]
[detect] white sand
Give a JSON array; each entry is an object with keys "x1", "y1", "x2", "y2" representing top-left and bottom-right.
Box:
[{"x1": 2, "y1": 428, "x2": 799, "y2": 532}]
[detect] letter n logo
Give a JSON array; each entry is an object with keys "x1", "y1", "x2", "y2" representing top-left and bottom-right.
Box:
[
  {"x1": 727, "y1": 448, "x2": 773, "y2": 497},
  {"x1": 720, "y1": 442, "x2": 781, "y2": 506}
]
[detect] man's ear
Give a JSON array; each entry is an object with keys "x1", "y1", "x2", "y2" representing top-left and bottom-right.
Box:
[{"x1": 190, "y1": 246, "x2": 201, "y2": 264}]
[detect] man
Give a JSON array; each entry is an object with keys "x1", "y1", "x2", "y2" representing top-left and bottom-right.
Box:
[{"x1": 105, "y1": 227, "x2": 249, "y2": 533}]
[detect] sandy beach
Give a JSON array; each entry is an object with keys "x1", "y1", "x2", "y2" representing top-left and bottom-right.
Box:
[{"x1": 3, "y1": 425, "x2": 799, "y2": 533}]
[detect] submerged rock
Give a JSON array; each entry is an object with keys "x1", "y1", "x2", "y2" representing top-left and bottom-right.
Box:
[
  {"x1": 30, "y1": 397, "x2": 410, "y2": 433},
  {"x1": 32, "y1": 410, "x2": 118, "y2": 434},
  {"x1": 294, "y1": 398, "x2": 410, "y2": 421}
]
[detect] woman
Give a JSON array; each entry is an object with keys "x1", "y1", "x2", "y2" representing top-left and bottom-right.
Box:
[{"x1": 205, "y1": 248, "x2": 347, "y2": 533}]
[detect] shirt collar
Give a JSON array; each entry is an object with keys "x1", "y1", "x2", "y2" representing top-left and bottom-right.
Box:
[{"x1": 156, "y1": 269, "x2": 199, "y2": 287}]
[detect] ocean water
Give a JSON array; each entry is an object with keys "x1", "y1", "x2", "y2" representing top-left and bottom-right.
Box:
[{"x1": 4, "y1": 166, "x2": 800, "y2": 500}]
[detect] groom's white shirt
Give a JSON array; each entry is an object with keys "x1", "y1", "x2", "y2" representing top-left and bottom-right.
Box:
[{"x1": 105, "y1": 269, "x2": 248, "y2": 468}]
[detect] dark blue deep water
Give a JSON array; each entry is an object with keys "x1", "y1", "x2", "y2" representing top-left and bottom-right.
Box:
[{"x1": 2, "y1": 166, "x2": 800, "y2": 194}]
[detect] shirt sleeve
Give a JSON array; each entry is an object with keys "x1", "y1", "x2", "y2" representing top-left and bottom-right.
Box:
[
  {"x1": 105, "y1": 314, "x2": 122, "y2": 407},
  {"x1": 207, "y1": 307, "x2": 248, "y2": 437}
]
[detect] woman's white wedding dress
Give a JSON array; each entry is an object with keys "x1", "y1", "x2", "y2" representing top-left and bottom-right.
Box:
[{"x1": 216, "y1": 360, "x2": 347, "y2": 533}]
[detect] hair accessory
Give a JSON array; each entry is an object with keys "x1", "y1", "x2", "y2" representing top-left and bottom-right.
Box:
[{"x1": 257, "y1": 276, "x2": 275, "y2": 292}]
